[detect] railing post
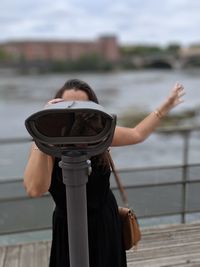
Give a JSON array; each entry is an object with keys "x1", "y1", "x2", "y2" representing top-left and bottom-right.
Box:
[{"x1": 181, "y1": 130, "x2": 191, "y2": 224}]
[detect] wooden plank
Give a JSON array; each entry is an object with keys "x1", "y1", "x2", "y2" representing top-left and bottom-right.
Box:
[
  {"x1": 141, "y1": 226, "x2": 200, "y2": 238},
  {"x1": 47, "y1": 241, "x2": 51, "y2": 256},
  {"x1": 127, "y1": 242, "x2": 200, "y2": 261},
  {"x1": 0, "y1": 247, "x2": 6, "y2": 267},
  {"x1": 141, "y1": 223, "x2": 200, "y2": 235},
  {"x1": 138, "y1": 234, "x2": 200, "y2": 248},
  {"x1": 3, "y1": 246, "x2": 20, "y2": 267},
  {"x1": 34, "y1": 242, "x2": 49, "y2": 267},
  {"x1": 127, "y1": 223, "x2": 200, "y2": 266},
  {"x1": 130, "y1": 224, "x2": 200, "y2": 255},
  {"x1": 128, "y1": 253, "x2": 200, "y2": 267},
  {"x1": 140, "y1": 230, "x2": 200, "y2": 244},
  {"x1": 142, "y1": 228, "x2": 200, "y2": 241},
  {"x1": 1, "y1": 223, "x2": 200, "y2": 267},
  {"x1": 19, "y1": 243, "x2": 35, "y2": 267}
]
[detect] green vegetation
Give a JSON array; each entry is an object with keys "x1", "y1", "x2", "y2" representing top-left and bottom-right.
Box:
[
  {"x1": 120, "y1": 45, "x2": 163, "y2": 56},
  {"x1": 119, "y1": 43, "x2": 182, "y2": 70},
  {"x1": 189, "y1": 44, "x2": 200, "y2": 48},
  {"x1": 165, "y1": 43, "x2": 181, "y2": 55},
  {"x1": 120, "y1": 43, "x2": 181, "y2": 57},
  {"x1": 0, "y1": 48, "x2": 13, "y2": 62},
  {"x1": 50, "y1": 53, "x2": 113, "y2": 73}
]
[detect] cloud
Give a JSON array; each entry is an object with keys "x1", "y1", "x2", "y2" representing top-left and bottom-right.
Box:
[{"x1": 0, "y1": 0, "x2": 200, "y2": 45}]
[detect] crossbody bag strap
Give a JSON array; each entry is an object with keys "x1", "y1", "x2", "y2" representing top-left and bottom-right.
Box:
[{"x1": 107, "y1": 151, "x2": 129, "y2": 207}]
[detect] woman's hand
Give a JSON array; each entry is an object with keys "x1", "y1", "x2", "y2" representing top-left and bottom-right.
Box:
[
  {"x1": 44, "y1": 98, "x2": 64, "y2": 108},
  {"x1": 165, "y1": 82, "x2": 186, "y2": 109}
]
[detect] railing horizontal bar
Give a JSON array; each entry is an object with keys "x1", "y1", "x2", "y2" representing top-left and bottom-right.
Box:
[
  {"x1": 0, "y1": 193, "x2": 50, "y2": 203},
  {"x1": 0, "y1": 226, "x2": 52, "y2": 236},
  {"x1": 1, "y1": 162, "x2": 200, "y2": 184},
  {"x1": 117, "y1": 163, "x2": 200, "y2": 173},
  {"x1": 156, "y1": 125, "x2": 200, "y2": 133},
  {"x1": 1, "y1": 165, "x2": 200, "y2": 191},
  {"x1": 0, "y1": 137, "x2": 32, "y2": 145},
  {"x1": 1, "y1": 210, "x2": 200, "y2": 236},
  {"x1": 138, "y1": 210, "x2": 200, "y2": 219},
  {"x1": 1, "y1": 179, "x2": 200, "y2": 203},
  {"x1": 112, "y1": 179, "x2": 200, "y2": 190},
  {"x1": 0, "y1": 178, "x2": 24, "y2": 184},
  {"x1": 117, "y1": 164, "x2": 184, "y2": 173}
]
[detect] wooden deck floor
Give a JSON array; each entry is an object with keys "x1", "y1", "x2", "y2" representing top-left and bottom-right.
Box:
[{"x1": 1, "y1": 223, "x2": 200, "y2": 267}]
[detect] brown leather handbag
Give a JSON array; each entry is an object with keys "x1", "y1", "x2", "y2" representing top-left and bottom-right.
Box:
[
  {"x1": 107, "y1": 152, "x2": 141, "y2": 250},
  {"x1": 118, "y1": 207, "x2": 141, "y2": 249}
]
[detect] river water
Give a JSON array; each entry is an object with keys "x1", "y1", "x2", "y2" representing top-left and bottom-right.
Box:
[{"x1": 0, "y1": 69, "x2": 200, "y2": 179}]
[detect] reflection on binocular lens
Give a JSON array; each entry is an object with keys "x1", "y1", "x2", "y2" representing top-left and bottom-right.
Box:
[{"x1": 35, "y1": 112, "x2": 106, "y2": 138}]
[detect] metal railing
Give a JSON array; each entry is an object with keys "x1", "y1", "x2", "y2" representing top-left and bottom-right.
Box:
[
  {"x1": 111, "y1": 163, "x2": 200, "y2": 223},
  {"x1": 0, "y1": 126, "x2": 200, "y2": 234}
]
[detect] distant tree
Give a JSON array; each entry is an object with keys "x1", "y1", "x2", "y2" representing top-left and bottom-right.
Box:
[
  {"x1": 120, "y1": 45, "x2": 163, "y2": 56},
  {"x1": 165, "y1": 43, "x2": 181, "y2": 55},
  {"x1": 189, "y1": 43, "x2": 200, "y2": 48},
  {"x1": 0, "y1": 48, "x2": 12, "y2": 62},
  {"x1": 74, "y1": 53, "x2": 113, "y2": 71},
  {"x1": 51, "y1": 53, "x2": 113, "y2": 72}
]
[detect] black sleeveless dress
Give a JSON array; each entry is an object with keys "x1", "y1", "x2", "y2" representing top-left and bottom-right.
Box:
[{"x1": 48, "y1": 157, "x2": 127, "y2": 267}]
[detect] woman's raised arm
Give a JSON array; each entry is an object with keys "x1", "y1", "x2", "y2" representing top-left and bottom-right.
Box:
[{"x1": 112, "y1": 82, "x2": 185, "y2": 147}]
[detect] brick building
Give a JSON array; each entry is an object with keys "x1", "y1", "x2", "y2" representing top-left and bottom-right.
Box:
[{"x1": 0, "y1": 36, "x2": 120, "y2": 63}]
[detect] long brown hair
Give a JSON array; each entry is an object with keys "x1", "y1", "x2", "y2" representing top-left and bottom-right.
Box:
[
  {"x1": 54, "y1": 79, "x2": 99, "y2": 103},
  {"x1": 54, "y1": 79, "x2": 110, "y2": 169}
]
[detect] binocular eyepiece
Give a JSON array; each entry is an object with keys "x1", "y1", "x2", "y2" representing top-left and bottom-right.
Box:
[{"x1": 25, "y1": 101, "x2": 116, "y2": 157}]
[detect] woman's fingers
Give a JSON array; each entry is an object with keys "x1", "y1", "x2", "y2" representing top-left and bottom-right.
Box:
[
  {"x1": 45, "y1": 98, "x2": 64, "y2": 107},
  {"x1": 47, "y1": 98, "x2": 64, "y2": 105},
  {"x1": 167, "y1": 82, "x2": 186, "y2": 108},
  {"x1": 178, "y1": 91, "x2": 186, "y2": 98},
  {"x1": 174, "y1": 83, "x2": 186, "y2": 96}
]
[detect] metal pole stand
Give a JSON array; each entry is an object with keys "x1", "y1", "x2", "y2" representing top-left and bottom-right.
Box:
[{"x1": 59, "y1": 151, "x2": 91, "y2": 267}]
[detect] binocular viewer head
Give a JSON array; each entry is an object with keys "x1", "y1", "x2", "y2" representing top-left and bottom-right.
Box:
[{"x1": 25, "y1": 101, "x2": 116, "y2": 157}]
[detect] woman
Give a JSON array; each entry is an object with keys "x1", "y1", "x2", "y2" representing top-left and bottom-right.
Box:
[{"x1": 23, "y1": 79, "x2": 185, "y2": 267}]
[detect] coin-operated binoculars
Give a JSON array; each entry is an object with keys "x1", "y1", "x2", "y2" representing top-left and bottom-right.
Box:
[{"x1": 25, "y1": 101, "x2": 116, "y2": 267}]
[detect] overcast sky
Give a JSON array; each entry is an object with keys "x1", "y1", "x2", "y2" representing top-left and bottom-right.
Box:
[{"x1": 1, "y1": 0, "x2": 199, "y2": 46}]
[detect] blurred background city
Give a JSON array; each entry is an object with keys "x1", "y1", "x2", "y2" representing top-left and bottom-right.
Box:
[
  {"x1": 1, "y1": 0, "x2": 200, "y2": 176},
  {"x1": 1, "y1": 0, "x2": 200, "y2": 244}
]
